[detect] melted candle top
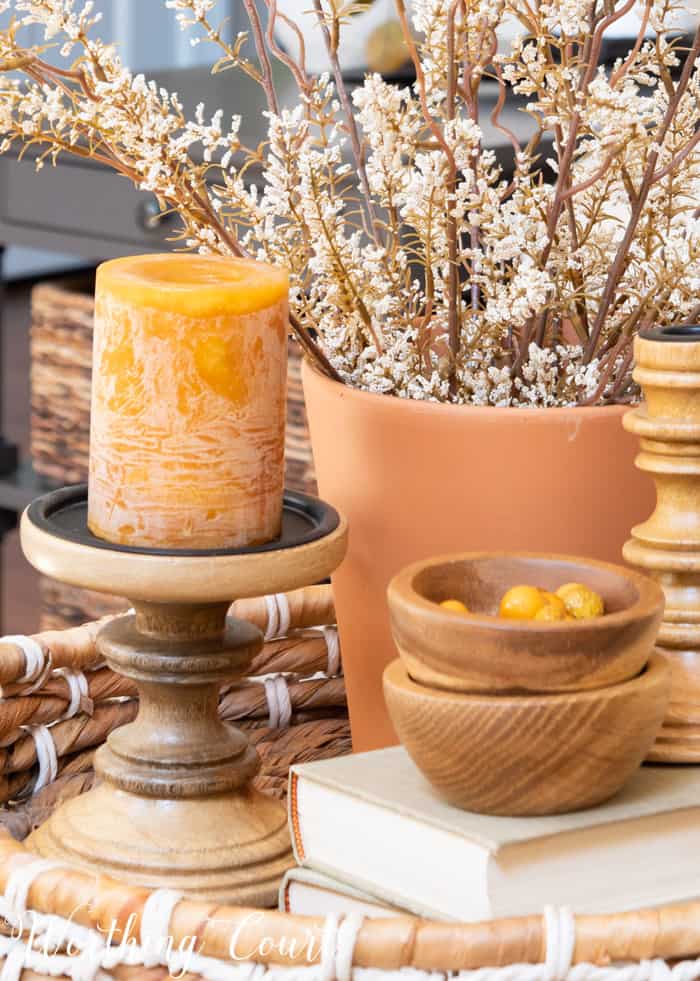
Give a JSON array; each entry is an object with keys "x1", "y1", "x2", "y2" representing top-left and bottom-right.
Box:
[{"x1": 96, "y1": 253, "x2": 290, "y2": 318}]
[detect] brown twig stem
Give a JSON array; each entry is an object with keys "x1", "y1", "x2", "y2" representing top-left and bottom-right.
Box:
[
  {"x1": 609, "y1": 0, "x2": 652, "y2": 88},
  {"x1": 394, "y1": 0, "x2": 456, "y2": 170},
  {"x1": 241, "y1": 0, "x2": 280, "y2": 115},
  {"x1": 540, "y1": 0, "x2": 636, "y2": 269},
  {"x1": 491, "y1": 64, "x2": 522, "y2": 157},
  {"x1": 312, "y1": 0, "x2": 379, "y2": 239},
  {"x1": 263, "y1": 0, "x2": 311, "y2": 96},
  {"x1": 584, "y1": 23, "x2": 700, "y2": 361},
  {"x1": 652, "y1": 130, "x2": 700, "y2": 183},
  {"x1": 446, "y1": 0, "x2": 461, "y2": 394},
  {"x1": 561, "y1": 145, "x2": 623, "y2": 200}
]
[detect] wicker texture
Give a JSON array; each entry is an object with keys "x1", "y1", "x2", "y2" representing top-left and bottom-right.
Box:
[
  {"x1": 0, "y1": 714, "x2": 354, "y2": 842},
  {"x1": 0, "y1": 587, "x2": 349, "y2": 832},
  {"x1": 38, "y1": 579, "x2": 126, "y2": 631},
  {"x1": 0, "y1": 594, "x2": 698, "y2": 978},
  {"x1": 3, "y1": 828, "x2": 700, "y2": 981},
  {"x1": 31, "y1": 279, "x2": 94, "y2": 487}
]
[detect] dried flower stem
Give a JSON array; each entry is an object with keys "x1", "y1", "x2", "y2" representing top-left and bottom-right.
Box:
[
  {"x1": 241, "y1": 0, "x2": 280, "y2": 115},
  {"x1": 446, "y1": 0, "x2": 460, "y2": 390},
  {"x1": 585, "y1": 24, "x2": 700, "y2": 361},
  {"x1": 0, "y1": 0, "x2": 698, "y2": 405},
  {"x1": 609, "y1": 0, "x2": 652, "y2": 87},
  {"x1": 312, "y1": 0, "x2": 379, "y2": 238},
  {"x1": 542, "y1": 0, "x2": 637, "y2": 266}
]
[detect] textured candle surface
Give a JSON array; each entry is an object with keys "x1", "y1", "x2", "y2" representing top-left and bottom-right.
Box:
[{"x1": 88, "y1": 254, "x2": 289, "y2": 549}]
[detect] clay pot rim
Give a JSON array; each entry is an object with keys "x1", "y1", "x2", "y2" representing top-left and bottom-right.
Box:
[
  {"x1": 303, "y1": 359, "x2": 634, "y2": 418},
  {"x1": 384, "y1": 652, "x2": 668, "y2": 707},
  {"x1": 388, "y1": 550, "x2": 665, "y2": 635}
]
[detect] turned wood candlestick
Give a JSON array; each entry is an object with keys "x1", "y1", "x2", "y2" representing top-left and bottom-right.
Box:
[
  {"x1": 623, "y1": 325, "x2": 700, "y2": 762},
  {"x1": 20, "y1": 485, "x2": 348, "y2": 904}
]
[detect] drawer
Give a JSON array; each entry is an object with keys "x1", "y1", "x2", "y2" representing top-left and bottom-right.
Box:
[{"x1": 0, "y1": 154, "x2": 181, "y2": 251}]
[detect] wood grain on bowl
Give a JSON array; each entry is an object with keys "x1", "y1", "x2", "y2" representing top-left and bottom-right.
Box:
[
  {"x1": 388, "y1": 552, "x2": 664, "y2": 694},
  {"x1": 383, "y1": 654, "x2": 671, "y2": 816}
]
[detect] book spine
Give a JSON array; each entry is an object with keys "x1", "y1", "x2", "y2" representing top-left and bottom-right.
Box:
[
  {"x1": 279, "y1": 871, "x2": 293, "y2": 913},
  {"x1": 288, "y1": 770, "x2": 306, "y2": 865}
]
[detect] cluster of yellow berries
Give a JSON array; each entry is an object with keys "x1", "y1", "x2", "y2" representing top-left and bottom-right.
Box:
[{"x1": 439, "y1": 583, "x2": 605, "y2": 622}]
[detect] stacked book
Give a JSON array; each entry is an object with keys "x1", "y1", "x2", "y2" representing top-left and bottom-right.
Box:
[{"x1": 281, "y1": 746, "x2": 700, "y2": 920}]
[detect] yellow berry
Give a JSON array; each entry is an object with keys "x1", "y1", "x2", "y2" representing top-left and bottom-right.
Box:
[
  {"x1": 499, "y1": 585, "x2": 546, "y2": 620},
  {"x1": 556, "y1": 582, "x2": 605, "y2": 619},
  {"x1": 535, "y1": 600, "x2": 568, "y2": 622},
  {"x1": 439, "y1": 598, "x2": 469, "y2": 614},
  {"x1": 540, "y1": 592, "x2": 567, "y2": 616}
]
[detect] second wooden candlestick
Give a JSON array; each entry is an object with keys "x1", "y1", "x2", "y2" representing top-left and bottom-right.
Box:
[{"x1": 624, "y1": 325, "x2": 700, "y2": 762}]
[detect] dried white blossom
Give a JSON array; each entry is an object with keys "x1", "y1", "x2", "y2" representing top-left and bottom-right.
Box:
[{"x1": 0, "y1": 0, "x2": 697, "y2": 405}]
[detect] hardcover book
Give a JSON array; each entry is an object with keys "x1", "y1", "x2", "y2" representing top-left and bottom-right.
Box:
[
  {"x1": 280, "y1": 867, "x2": 402, "y2": 919},
  {"x1": 289, "y1": 747, "x2": 700, "y2": 921}
]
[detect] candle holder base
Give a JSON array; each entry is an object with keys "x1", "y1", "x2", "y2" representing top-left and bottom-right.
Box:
[
  {"x1": 28, "y1": 781, "x2": 293, "y2": 906},
  {"x1": 20, "y1": 486, "x2": 348, "y2": 905}
]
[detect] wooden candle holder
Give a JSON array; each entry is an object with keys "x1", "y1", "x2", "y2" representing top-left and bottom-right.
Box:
[
  {"x1": 20, "y1": 485, "x2": 348, "y2": 905},
  {"x1": 623, "y1": 325, "x2": 700, "y2": 762}
]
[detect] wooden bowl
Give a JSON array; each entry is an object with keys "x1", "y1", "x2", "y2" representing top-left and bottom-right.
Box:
[
  {"x1": 388, "y1": 552, "x2": 664, "y2": 694},
  {"x1": 383, "y1": 654, "x2": 671, "y2": 816}
]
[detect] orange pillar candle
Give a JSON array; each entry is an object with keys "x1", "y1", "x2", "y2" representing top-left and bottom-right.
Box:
[{"x1": 88, "y1": 253, "x2": 289, "y2": 550}]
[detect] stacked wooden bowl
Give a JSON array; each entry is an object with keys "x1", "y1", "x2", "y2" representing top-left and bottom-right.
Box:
[{"x1": 384, "y1": 553, "x2": 670, "y2": 817}]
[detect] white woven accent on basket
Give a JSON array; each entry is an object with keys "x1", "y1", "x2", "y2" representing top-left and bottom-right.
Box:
[
  {"x1": 25, "y1": 725, "x2": 59, "y2": 793},
  {"x1": 545, "y1": 905, "x2": 576, "y2": 981},
  {"x1": 1, "y1": 890, "x2": 700, "y2": 981},
  {"x1": 322, "y1": 626, "x2": 341, "y2": 677},
  {"x1": 3, "y1": 635, "x2": 50, "y2": 692},
  {"x1": 55, "y1": 668, "x2": 92, "y2": 721},
  {"x1": 336, "y1": 914, "x2": 365, "y2": 981},
  {"x1": 0, "y1": 944, "x2": 27, "y2": 981},
  {"x1": 139, "y1": 889, "x2": 184, "y2": 968},
  {"x1": 264, "y1": 594, "x2": 291, "y2": 641},
  {"x1": 316, "y1": 913, "x2": 342, "y2": 981},
  {"x1": 263, "y1": 594, "x2": 280, "y2": 641},
  {"x1": 3, "y1": 858, "x2": 65, "y2": 922},
  {"x1": 264, "y1": 676, "x2": 293, "y2": 728}
]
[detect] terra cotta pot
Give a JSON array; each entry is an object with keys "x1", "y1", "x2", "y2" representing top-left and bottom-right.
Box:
[{"x1": 302, "y1": 361, "x2": 656, "y2": 751}]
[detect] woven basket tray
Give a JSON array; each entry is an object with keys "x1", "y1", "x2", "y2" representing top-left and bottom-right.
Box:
[
  {"x1": 1, "y1": 814, "x2": 700, "y2": 981},
  {"x1": 38, "y1": 579, "x2": 126, "y2": 631},
  {"x1": 1, "y1": 596, "x2": 700, "y2": 978},
  {"x1": 31, "y1": 277, "x2": 318, "y2": 629}
]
